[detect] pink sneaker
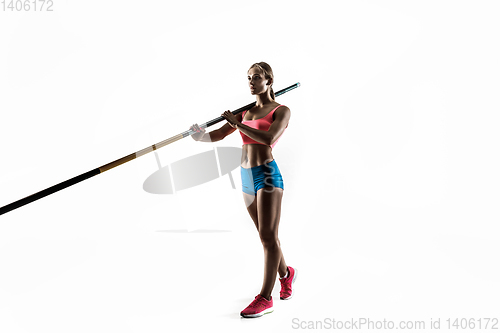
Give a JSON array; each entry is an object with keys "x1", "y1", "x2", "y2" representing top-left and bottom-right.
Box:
[
  {"x1": 240, "y1": 294, "x2": 274, "y2": 318},
  {"x1": 279, "y1": 266, "x2": 297, "y2": 300}
]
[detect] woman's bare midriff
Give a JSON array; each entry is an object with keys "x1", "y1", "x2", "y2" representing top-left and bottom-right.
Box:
[{"x1": 241, "y1": 144, "x2": 274, "y2": 168}]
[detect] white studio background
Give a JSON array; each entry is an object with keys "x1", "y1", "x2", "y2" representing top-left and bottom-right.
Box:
[{"x1": 1, "y1": 0, "x2": 499, "y2": 332}]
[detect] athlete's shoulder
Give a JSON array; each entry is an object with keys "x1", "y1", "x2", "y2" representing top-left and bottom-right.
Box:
[
  {"x1": 273, "y1": 104, "x2": 290, "y2": 120},
  {"x1": 276, "y1": 104, "x2": 290, "y2": 114}
]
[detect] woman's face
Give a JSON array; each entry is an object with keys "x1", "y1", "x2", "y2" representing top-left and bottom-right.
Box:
[{"x1": 247, "y1": 68, "x2": 272, "y2": 96}]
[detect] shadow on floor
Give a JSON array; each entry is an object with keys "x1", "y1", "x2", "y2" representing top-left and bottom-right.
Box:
[{"x1": 156, "y1": 229, "x2": 232, "y2": 233}]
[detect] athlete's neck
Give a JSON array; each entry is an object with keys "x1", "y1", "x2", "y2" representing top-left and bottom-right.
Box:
[{"x1": 255, "y1": 92, "x2": 274, "y2": 108}]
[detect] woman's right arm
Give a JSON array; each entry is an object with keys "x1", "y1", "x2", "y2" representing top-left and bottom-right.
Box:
[{"x1": 190, "y1": 113, "x2": 242, "y2": 142}]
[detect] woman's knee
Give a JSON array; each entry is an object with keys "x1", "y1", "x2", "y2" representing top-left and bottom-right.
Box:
[{"x1": 259, "y1": 231, "x2": 279, "y2": 248}]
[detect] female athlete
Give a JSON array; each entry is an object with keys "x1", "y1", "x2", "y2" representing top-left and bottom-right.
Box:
[{"x1": 189, "y1": 62, "x2": 297, "y2": 318}]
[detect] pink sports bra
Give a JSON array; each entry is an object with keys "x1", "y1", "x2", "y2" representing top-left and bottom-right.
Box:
[{"x1": 239, "y1": 104, "x2": 288, "y2": 149}]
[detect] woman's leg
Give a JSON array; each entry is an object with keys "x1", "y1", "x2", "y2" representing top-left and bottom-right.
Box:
[
  {"x1": 243, "y1": 192, "x2": 259, "y2": 229},
  {"x1": 243, "y1": 191, "x2": 288, "y2": 278},
  {"x1": 256, "y1": 186, "x2": 286, "y2": 300}
]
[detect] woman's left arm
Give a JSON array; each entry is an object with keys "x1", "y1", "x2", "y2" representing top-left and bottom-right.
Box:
[
  {"x1": 263, "y1": 106, "x2": 291, "y2": 146},
  {"x1": 222, "y1": 107, "x2": 291, "y2": 146}
]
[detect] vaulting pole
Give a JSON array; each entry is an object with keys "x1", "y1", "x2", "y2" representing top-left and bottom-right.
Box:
[{"x1": 0, "y1": 83, "x2": 300, "y2": 216}]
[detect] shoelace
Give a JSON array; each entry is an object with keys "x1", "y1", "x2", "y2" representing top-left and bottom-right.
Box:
[{"x1": 248, "y1": 296, "x2": 269, "y2": 310}]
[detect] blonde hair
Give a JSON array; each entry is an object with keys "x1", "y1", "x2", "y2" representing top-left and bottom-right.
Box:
[{"x1": 248, "y1": 62, "x2": 275, "y2": 100}]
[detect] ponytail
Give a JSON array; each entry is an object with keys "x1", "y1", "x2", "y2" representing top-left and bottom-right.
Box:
[{"x1": 270, "y1": 87, "x2": 275, "y2": 100}]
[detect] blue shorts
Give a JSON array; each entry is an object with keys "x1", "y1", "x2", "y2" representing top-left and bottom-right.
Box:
[{"x1": 240, "y1": 159, "x2": 284, "y2": 195}]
